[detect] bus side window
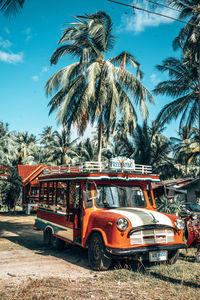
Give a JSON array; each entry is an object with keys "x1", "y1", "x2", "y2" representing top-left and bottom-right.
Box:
[
  {"x1": 39, "y1": 182, "x2": 48, "y2": 203},
  {"x1": 67, "y1": 182, "x2": 82, "y2": 227},
  {"x1": 68, "y1": 182, "x2": 81, "y2": 209},
  {"x1": 48, "y1": 182, "x2": 56, "y2": 204},
  {"x1": 83, "y1": 183, "x2": 93, "y2": 208},
  {"x1": 57, "y1": 182, "x2": 67, "y2": 206}
]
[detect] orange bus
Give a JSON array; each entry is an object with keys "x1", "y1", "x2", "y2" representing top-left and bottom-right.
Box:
[{"x1": 34, "y1": 159, "x2": 186, "y2": 270}]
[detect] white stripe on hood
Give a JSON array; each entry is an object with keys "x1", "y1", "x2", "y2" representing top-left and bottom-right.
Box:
[{"x1": 105, "y1": 207, "x2": 173, "y2": 227}]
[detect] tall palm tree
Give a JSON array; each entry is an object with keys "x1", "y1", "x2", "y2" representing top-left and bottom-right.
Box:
[
  {"x1": 0, "y1": 165, "x2": 22, "y2": 212},
  {"x1": 168, "y1": 0, "x2": 200, "y2": 167},
  {"x1": 169, "y1": 0, "x2": 200, "y2": 59},
  {"x1": 14, "y1": 131, "x2": 38, "y2": 165},
  {"x1": 113, "y1": 120, "x2": 176, "y2": 179},
  {"x1": 186, "y1": 127, "x2": 200, "y2": 165},
  {"x1": 154, "y1": 56, "x2": 198, "y2": 130},
  {"x1": 40, "y1": 126, "x2": 54, "y2": 145},
  {"x1": 75, "y1": 138, "x2": 98, "y2": 162},
  {"x1": 46, "y1": 11, "x2": 154, "y2": 163},
  {"x1": 170, "y1": 126, "x2": 195, "y2": 175},
  {"x1": 0, "y1": 0, "x2": 25, "y2": 15},
  {"x1": 0, "y1": 122, "x2": 17, "y2": 165},
  {"x1": 40, "y1": 126, "x2": 55, "y2": 164},
  {"x1": 41, "y1": 126, "x2": 78, "y2": 165}
]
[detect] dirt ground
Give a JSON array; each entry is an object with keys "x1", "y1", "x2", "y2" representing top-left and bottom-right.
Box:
[{"x1": 0, "y1": 214, "x2": 93, "y2": 289}]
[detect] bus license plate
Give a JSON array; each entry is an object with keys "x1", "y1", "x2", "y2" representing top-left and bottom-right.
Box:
[{"x1": 149, "y1": 251, "x2": 167, "y2": 262}]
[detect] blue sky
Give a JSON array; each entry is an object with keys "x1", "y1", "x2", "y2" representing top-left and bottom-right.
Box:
[{"x1": 0, "y1": 0, "x2": 183, "y2": 139}]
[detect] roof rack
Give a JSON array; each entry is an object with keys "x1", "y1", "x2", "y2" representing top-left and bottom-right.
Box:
[{"x1": 42, "y1": 159, "x2": 152, "y2": 175}]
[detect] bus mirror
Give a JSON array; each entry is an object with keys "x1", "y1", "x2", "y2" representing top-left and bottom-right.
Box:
[
  {"x1": 94, "y1": 189, "x2": 101, "y2": 203},
  {"x1": 83, "y1": 191, "x2": 93, "y2": 208}
]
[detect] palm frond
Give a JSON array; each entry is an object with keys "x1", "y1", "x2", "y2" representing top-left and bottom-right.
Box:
[{"x1": 0, "y1": 0, "x2": 25, "y2": 15}]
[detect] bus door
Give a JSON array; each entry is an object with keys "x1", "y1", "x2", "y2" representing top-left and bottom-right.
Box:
[
  {"x1": 67, "y1": 181, "x2": 82, "y2": 230},
  {"x1": 82, "y1": 182, "x2": 97, "y2": 243}
]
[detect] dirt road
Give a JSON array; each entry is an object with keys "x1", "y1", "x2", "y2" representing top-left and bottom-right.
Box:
[
  {"x1": 0, "y1": 214, "x2": 92, "y2": 289},
  {"x1": 0, "y1": 214, "x2": 199, "y2": 300}
]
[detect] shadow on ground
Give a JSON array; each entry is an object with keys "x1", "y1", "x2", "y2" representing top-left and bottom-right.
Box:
[{"x1": 0, "y1": 214, "x2": 90, "y2": 270}]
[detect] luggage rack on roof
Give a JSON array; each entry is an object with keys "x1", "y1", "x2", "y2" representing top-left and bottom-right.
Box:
[{"x1": 42, "y1": 160, "x2": 153, "y2": 175}]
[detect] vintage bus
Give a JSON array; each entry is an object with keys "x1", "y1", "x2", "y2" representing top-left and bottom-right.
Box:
[{"x1": 34, "y1": 159, "x2": 186, "y2": 270}]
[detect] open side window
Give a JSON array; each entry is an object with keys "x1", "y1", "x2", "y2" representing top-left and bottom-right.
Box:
[
  {"x1": 83, "y1": 182, "x2": 94, "y2": 208},
  {"x1": 66, "y1": 182, "x2": 82, "y2": 228}
]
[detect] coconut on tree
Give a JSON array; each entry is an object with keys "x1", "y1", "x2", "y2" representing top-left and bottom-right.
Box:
[{"x1": 46, "y1": 11, "x2": 154, "y2": 164}]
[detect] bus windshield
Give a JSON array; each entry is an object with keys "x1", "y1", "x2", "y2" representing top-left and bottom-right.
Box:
[{"x1": 95, "y1": 185, "x2": 146, "y2": 208}]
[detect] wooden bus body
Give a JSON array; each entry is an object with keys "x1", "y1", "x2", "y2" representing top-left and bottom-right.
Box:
[{"x1": 34, "y1": 161, "x2": 186, "y2": 270}]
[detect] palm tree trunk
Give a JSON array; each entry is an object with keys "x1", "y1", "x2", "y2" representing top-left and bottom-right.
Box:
[{"x1": 97, "y1": 106, "x2": 103, "y2": 166}]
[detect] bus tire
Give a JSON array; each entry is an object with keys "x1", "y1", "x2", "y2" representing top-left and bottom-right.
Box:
[
  {"x1": 50, "y1": 235, "x2": 65, "y2": 250},
  {"x1": 43, "y1": 229, "x2": 52, "y2": 247},
  {"x1": 167, "y1": 249, "x2": 179, "y2": 264},
  {"x1": 88, "y1": 232, "x2": 111, "y2": 271}
]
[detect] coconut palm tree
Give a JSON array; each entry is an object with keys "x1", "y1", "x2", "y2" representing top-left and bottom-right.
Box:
[
  {"x1": 41, "y1": 126, "x2": 78, "y2": 165},
  {"x1": 167, "y1": 0, "x2": 200, "y2": 165},
  {"x1": 113, "y1": 120, "x2": 177, "y2": 179},
  {"x1": 40, "y1": 126, "x2": 55, "y2": 164},
  {"x1": 46, "y1": 11, "x2": 154, "y2": 163},
  {"x1": 154, "y1": 56, "x2": 199, "y2": 130},
  {"x1": 14, "y1": 131, "x2": 38, "y2": 165},
  {"x1": 185, "y1": 127, "x2": 200, "y2": 166},
  {"x1": 0, "y1": 165, "x2": 22, "y2": 212},
  {"x1": 75, "y1": 138, "x2": 98, "y2": 162},
  {"x1": 0, "y1": 0, "x2": 25, "y2": 15},
  {"x1": 170, "y1": 126, "x2": 195, "y2": 175},
  {"x1": 169, "y1": 0, "x2": 200, "y2": 59},
  {"x1": 0, "y1": 122, "x2": 17, "y2": 165}
]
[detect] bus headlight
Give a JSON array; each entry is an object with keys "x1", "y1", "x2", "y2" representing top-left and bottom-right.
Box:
[
  {"x1": 116, "y1": 218, "x2": 129, "y2": 231},
  {"x1": 175, "y1": 218, "x2": 185, "y2": 230}
]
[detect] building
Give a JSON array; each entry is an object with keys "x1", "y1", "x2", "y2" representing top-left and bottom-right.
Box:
[
  {"x1": 152, "y1": 178, "x2": 200, "y2": 204},
  {"x1": 17, "y1": 164, "x2": 47, "y2": 213}
]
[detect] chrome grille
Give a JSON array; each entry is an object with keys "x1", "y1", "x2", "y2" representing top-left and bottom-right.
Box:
[{"x1": 130, "y1": 229, "x2": 174, "y2": 245}]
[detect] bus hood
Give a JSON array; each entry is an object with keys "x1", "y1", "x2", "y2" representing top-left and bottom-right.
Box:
[{"x1": 106, "y1": 208, "x2": 173, "y2": 227}]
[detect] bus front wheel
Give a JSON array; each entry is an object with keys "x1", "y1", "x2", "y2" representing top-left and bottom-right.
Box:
[{"x1": 88, "y1": 232, "x2": 111, "y2": 271}]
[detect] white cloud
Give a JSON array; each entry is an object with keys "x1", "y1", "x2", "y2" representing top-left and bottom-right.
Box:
[
  {"x1": 150, "y1": 74, "x2": 160, "y2": 85},
  {"x1": 4, "y1": 27, "x2": 10, "y2": 35},
  {"x1": 0, "y1": 36, "x2": 12, "y2": 49},
  {"x1": 24, "y1": 27, "x2": 32, "y2": 41},
  {"x1": 0, "y1": 50, "x2": 23, "y2": 64},
  {"x1": 119, "y1": 1, "x2": 179, "y2": 34},
  {"x1": 42, "y1": 66, "x2": 49, "y2": 73},
  {"x1": 32, "y1": 75, "x2": 39, "y2": 82}
]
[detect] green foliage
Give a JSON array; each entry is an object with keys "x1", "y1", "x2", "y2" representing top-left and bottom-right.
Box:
[
  {"x1": 40, "y1": 126, "x2": 79, "y2": 165},
  {"x1": 157, "y1": 195, "x2": 185, "y2": 216},
  {"x1": 0, "y1": 165, "x2": 22, "y2": 212},
  {"x1": 0, "y1": 0, "x2": 25, "y2": 15},
  {"x1": 154, "y1": 56, "x2": 199, "y2": 130}
]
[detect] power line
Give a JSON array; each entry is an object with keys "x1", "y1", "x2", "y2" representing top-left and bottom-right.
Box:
[
  {"x1": 108, "y1": 0, "x2": 199, "y2": 27},
  {"x1": 144, "y1": 0, "x2": 181, "y2": 12}
]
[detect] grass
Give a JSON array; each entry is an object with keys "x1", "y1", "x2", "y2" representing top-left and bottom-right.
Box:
[{"x1": 0, "y1": 250, "x2": 199, "y2": 300}]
